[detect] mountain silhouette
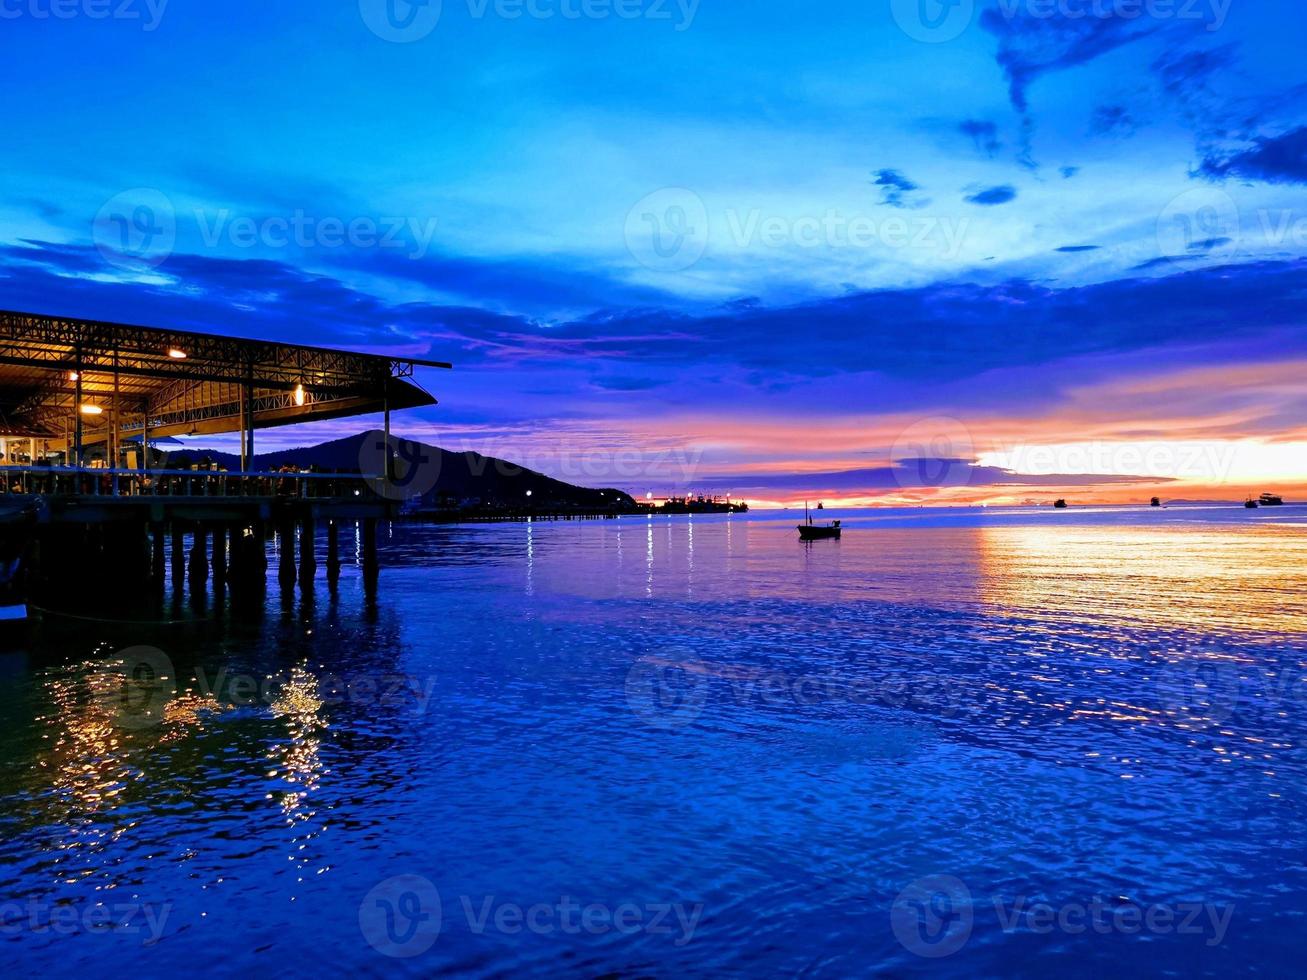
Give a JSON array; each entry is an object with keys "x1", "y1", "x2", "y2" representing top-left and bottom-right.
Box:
[{"x1": 168, "y1": 430, "x2": 636, "y2": 510}]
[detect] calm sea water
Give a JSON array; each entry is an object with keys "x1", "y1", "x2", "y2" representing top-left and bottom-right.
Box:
[{"x1": 1, "y1": 505, "x2": 1306, "y2": 976}]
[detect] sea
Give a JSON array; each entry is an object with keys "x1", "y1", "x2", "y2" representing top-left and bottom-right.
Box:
[{"x1": 1, "y1": 503, "x2": 1305, "y2": 977}]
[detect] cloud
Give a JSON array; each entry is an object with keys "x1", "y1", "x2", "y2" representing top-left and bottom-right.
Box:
[
  {"x1": 1130, "y1": 255, "x2": 1199, "y2": 272},
  {"x1": 1090, "y1": 104, "x2": 1136, "y2": 136},
  {"x1": 980, "y1": 7, "x2": 1155, "y2": 114},
  {"x1": 965, "y1": 185, "x2": 1018, "y2": 206},
  {"x1": 1198, "y1": 126, "x2": 1307, "y2": 185},
  {"x1": 872, "y1": 169, "x2": 928, "y2": 209},
  {"x1": 702, "y1": 461, "x2": 1165, "y2": 493},
  {"x1": 4, "y1": 240, "x2": 1307, "y2": 394},
  {"x1": 590, "y1": 376, "x2": 666, "y2": 392},
  {"x1": 1056, "y1": 245, "x2": 1100, "y2": 253},
  {"x1": 1060, "y1": 166, "x2": 1081, "y2": 179},
  {"x1": 959, "y1": 119, "x2": 1002, "y2": 157},
  {"x1": 1152, "y1": 44, "x2": 1238, "y2": 98}
]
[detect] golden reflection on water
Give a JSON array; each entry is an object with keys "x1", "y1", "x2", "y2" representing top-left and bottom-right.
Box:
[
  {"x1": 266, "y1": 666, "x2": 330, "y2": 893},
  {"x1": 34, "y1": 653, "x2": 217, "y2": 888},
  {"x1": 976, "y1": 525, "x2": 1307, "y2": 634}
]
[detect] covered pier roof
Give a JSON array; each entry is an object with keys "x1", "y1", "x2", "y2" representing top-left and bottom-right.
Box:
[{"x1": 0, "y1": 309, "x2": 450, "y2": 444}]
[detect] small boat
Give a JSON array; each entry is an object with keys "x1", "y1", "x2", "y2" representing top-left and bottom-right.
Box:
[
  {"x1": 1245, "y1": 498, "x2": 1259, "y2": 509},
  {"x1": 1150, "y1": 497, "x2": 1161, "y2": 508},
  {"x1": 816, "y1": 502, "x2": 824, "y2": 510},
  {"x1": 1053, "y1": 499, "x2": 1068, "y2": 509},
  {"x1": 1259, "y1": 493, "x2": 1285, "y2": 507},
  {"x1": 797, "y1": 502, "x2": 841, "y2": 540}
]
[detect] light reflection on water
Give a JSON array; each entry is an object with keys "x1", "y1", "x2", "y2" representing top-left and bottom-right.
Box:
[{"x1": 0, "y1": 507, "x2": 1304, "y2": 976}]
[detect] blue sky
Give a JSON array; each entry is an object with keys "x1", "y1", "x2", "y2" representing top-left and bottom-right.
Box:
[{"x1": 2, "y1": 0, "x2": 1306, "y2": 502}]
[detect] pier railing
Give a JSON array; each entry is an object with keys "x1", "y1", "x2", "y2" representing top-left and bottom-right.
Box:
[{"x1": 0, "y1": 465, "x2": 382, "y2": 500}]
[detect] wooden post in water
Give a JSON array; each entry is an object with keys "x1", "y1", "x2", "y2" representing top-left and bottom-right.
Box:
[
  {"x1": 298, "y1": 515, "x2": 316, "y2": 590},
  {"x1": 326, "y1": 519, "x2": 341, "y2": 588},
  {"x1": 277, "y1": 519, "x2": 297, "y2": 590},
  {"x1": 151, "y1": 524, "x2": 166, "y2": 588},
  {"x1": 171, "y1": 524, "x2": 186, "y2": 590},
  {"x1": 362, "y1": 517, "x2": 379, "y2": 592},
  {"x1": 212, "y1": 523, "x2": 227, "y2": 589},
  {"x1": 189, "y1": 524, "x2": 209, "y2": 590}
]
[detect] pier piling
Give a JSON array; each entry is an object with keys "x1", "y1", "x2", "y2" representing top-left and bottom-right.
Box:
[
  {"x1": 277, "y1": 519, "x2": 297, "y2": 590},
  {"x1": 298, "y1": 516, "x2": 316, "y2": 589},
  {"x1": 326, "y1": 519, "x2": 341, "y2": 587},
  {"x1": 189, "y1": 524, "x2": 209, "y2": 590}
]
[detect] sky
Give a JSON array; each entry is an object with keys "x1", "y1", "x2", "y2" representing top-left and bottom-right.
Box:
[{"x1": 1, "y1": 0, "x2": 1306, "y2": 505}]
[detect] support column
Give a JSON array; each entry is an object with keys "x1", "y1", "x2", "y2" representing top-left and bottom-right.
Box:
[
  {"x1": 244, "y1": 377, "x2": 256, "y2": 466},
  {"x1": 171, "y1": 524, "x2": 186, "y2": 589},
  {"x1": 212, "y1": 524, "x2": 227, "y2": 588},
  {"x1": 151, "y1": 524, "x2": 166, "y2": 587},
  {"x1": 326, "y1": 520, "x2": 341, "y2": 588},
  {"x1": 277, "y1": 519, "x2": 297, "y2": 589},
  {"x1": 189, "y1": 523, "x2": 209, "y2": 589},
  {"x1": 298, "y1": 515, "x2": 316, "y2": 590},
  {"x1": 362, "y1": 517, "x2": 379, "y2": 593},
  {"x1": 74, "y1": 352, "x2": 84, "y2": 467},
  {"x1": 141, "y1": 406, "x2": 151, "y2": 472},
  {"x1": 383, "y1": 384, "x2": 393, "y2": 483}
]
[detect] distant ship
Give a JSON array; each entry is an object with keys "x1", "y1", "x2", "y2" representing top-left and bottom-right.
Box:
[
  {"x1": 816, "y1": 502, "x2": 824, "y2": 510},
  {"x1": 1259, "y1": 493, "x2": 1285, "y2": 507},
  {"x1": 1054, "y1": 499, "x2": 1068, "y2": 509},
  {"x1": 1245, "y1": 498, "x2": 1259, "y2": 509},
  {"x1": 797, "y1": 501, "x2": 841, "y2": 540},
  {"x1": 1150, "y1": 497, "x2": 1161, "y2": 508}
]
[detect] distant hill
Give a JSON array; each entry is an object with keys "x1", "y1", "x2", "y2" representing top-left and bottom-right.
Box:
[{"x1": 167, "y1": 430, "x2": 636, "y2": 511}]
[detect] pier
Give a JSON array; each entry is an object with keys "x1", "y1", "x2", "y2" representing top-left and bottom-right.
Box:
[{"x1": 0, "y1": 310, "x2": 450, "y2": 613}]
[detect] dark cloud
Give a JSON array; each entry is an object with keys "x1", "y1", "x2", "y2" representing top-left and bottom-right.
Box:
[
  {"x1": 713, "y1": 462, "x2": 1164, "y2": 493},
  {"x1": 1056, "y1": 245, "x2": 1100, "y2": 253},
  {"x1": 590, "y1": 376, "x2": 666, "y2": 392},
  {"x1": 1130, "y1": 255, "x2": 1200, "y2": 272},
  {"x1": 872, "y1": 169, "x2": 927, "y2": 209},
  {"x1": 1090, "y1": 104, "x2": 1136, "y2": 136},
  {"x1": 11, "y1": 198, "x2": 64, "y2": 220},
  {"x1": 979, "y1": 7, "x2": 1155, "y2": 114},
  {"x1": 1199, "y1": 126, "x2": 1307, "y2": 185},
  {"x1": 1060, "y1": 166, "x2": 1081, "y2": 179},
  {"x1": 1188, "y1": 236, "x2": 1233, "y2": 252},
  {"x1": 4, "y1": 240, "x2": 1306, "y2": 391},
  {"x1": 1153, "y1": 44, "x2": 1239, "y2": 98},
  {"x1": 959, "y1": 119, "x2": 1001, "y2": 157},
  {"x1": 965, "y1": 185, "x2": 1018, "y2": 206}
]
